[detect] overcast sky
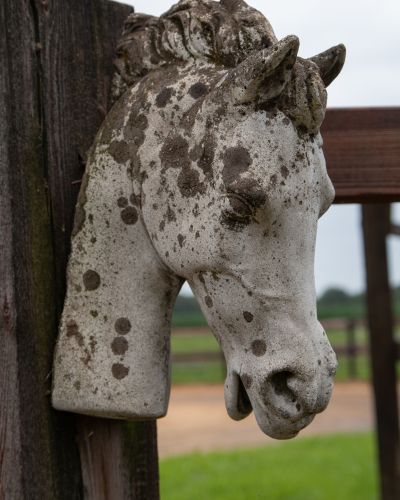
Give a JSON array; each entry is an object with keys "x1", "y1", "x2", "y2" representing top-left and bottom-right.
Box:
[{"x1": 122, "y1": 0, "x2": 400, "y2": 296}]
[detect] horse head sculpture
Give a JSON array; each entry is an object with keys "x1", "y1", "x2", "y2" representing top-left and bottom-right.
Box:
[{"x1": 52, "y1": 0, "x2": 345, "y2": 439}]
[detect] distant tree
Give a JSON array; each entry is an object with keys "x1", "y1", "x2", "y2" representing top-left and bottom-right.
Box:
[
  {"x1": 318, "y1": 287, "x2": 351, "y2": 306},
  {"x1": 173, "y1": 294, "x2": 202, "y2": 314}
]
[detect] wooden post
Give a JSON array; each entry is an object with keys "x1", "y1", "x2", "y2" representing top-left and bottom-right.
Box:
[
  {"x1": 346, "y1": 319, "x2": 357, "y2": 379},
  {"x1": 362, "y1": 204, "x2": 400, "y2": 500},
  {"x1": 1, "y1": 1, "x2": 159, "y2": 498}
]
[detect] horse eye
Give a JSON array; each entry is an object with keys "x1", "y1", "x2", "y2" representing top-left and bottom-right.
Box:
[{"x1": 222, "y1": 194, "x2": 254, "y2": 221}]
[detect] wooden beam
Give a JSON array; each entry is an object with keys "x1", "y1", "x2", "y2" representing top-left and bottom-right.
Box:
[
  {"x1": 1, "y1": 1, "x2": 160, "y2": 498},
  {"x1": 362, "y1": 205, "x2": 400, "y2": 500},
  {"x1": 323, "y1": 108, "x2": 400, "y2": 203}
]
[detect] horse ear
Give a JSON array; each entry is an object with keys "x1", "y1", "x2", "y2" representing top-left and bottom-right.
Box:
[
  {"x1": 309, "y1": 44, "x2": 346, "y2": 87},
  {"x1": 223, "y1": 35, "x2": 300, "y2": 105}
]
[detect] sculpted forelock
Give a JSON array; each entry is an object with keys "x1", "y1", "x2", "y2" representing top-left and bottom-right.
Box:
[{"x1": 52, "y1": 0, "x2": 345, "y2": 440}]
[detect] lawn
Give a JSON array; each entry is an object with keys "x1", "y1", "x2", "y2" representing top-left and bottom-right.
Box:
[
  {"x1": 170, "y1": 327, "x2": 375, "y2": 385},
  {"x1": 160, "y1": 433, "x2": 378, "y2": 500}
]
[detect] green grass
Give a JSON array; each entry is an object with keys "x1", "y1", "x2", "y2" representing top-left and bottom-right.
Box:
[
  {"x1": 172, "y1": 312, "x2": 207, "y2": 327},
  {"x1": 160, "y1": 433, "x2": 378, "y2": 500},
  {"x1": 171, "y1": 333, "x2": 220, "y2": 354},
  {"x1": 172, "y1": 361, "x2": 225, "y2": 385},
  {"x1": 170, "y1": 328, "x2": 373, "y2": 385}
]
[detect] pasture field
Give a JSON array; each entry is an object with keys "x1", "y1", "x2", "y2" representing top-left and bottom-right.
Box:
[
  {"x1": 170, "y1": 327, "x2": 377, "y2": 385},
  {"x1": 160, "y1": 433, "x2": 377, "y2": 500}
]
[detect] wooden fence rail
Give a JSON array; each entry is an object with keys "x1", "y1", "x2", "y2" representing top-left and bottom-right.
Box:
[{"x1": 171, "y1": 317, "x2": 381, "y2": 380}]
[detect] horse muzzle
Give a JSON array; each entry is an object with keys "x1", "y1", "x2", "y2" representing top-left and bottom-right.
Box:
[{"x1": 223, "y1": 343, "x2": 337, "y2": 439}]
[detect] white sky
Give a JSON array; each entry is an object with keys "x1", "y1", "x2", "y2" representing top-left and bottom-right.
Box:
[{"x1": 122, "y1": 0, "x2": 400, "y2": 295}]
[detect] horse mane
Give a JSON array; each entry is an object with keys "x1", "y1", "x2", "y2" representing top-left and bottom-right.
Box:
[{"x1": 112, "y1": 0, "x2": 277, "y2": 101}]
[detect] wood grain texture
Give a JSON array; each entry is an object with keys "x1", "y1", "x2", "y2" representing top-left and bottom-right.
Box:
[
  {"x1": 323, "y1": 108, "x2": 400, "y2": 203},
  {"x1": 1, "y1": 1, "x2": 78, "y2": 497},
  {"x1": 1, "y1": 1, "x2": 160, "y2": 498}
]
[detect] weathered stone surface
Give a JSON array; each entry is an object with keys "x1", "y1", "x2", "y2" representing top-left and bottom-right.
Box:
[{"x1": 53, "y1": 0, "x2": 345, "y2": 440}]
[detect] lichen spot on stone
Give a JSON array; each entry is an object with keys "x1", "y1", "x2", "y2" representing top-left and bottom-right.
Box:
[
  {"x1": 121, "y1": 206, "x2": 138, "y2": 225},
  {"x1": 251, "y1": 339, "x2": 266, "y2": 357},
  {"x1": 66, "y1": 319, "x2": 79, "y2": 338},
  {"x1": 280, "y1": 165, "x2": 289, "y2": 179},
  {"x1": 243, "y1": 311, "x2": 254, "y2": 323},
  {"x1": 111, "y1": 363, "x2": 130, "y2": 380},
  {"x1": 114, "y1": 317, "x2": 131, "y2": 335},
  {"x1": 189, "y1": 82, "x2": 208, "y2": 99},
  {"x1": 117, "y1": 197, "x2": 128, "y2": 208},
  {"x1": 222, "y1": 146, "x2": 252, "y2": 185},
  {"x1": 241, "y1": 374, "x2": 253, "y2": 389},
  {"x1": 177, "y1": 234, "x2": 186, "y2": 248},
  {"x1": 160, "y1": 135, "x2": 189, "y2": 170},
  {"x1": 65, "y1": 319, "x2": 84, "y2": 347},
  {"x1": 111, "y1": 337, "x2": 129, "y2": 356},
  {"x1": 83, "y1": 270, "x2": 101, "y2": 291},
  {"x1": 156, "y1": 87, "x2": 174, "y2": 108},
  {"x1": 205, "y1": 295, "x2": 213, "y2": 308}
]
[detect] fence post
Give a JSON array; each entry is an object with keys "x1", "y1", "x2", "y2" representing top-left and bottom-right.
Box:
[
  {"x1": 362, "y1": 204, "x2": 400, "y2": 500},
  {"x1": 346, "y1": 319, "x2": 357, "y2": 379},
  {"x1": 1, "y1": 1, "x2": 160, "y2": 498}
]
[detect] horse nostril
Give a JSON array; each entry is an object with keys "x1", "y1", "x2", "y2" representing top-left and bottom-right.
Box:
[
  {"x1": 237, "y1": 375, "x2": 252, "y2": 415},
  {"x1": 269, "y1": 370, "x2": 297, "y2": 404}
]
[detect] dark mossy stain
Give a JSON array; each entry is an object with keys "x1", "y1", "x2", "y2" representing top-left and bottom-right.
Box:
[
  {"x1": 222, "y1": 146, "x2": 252, "y2": 185},
  {"x1": 111, "y1": 363, "x2": 130, "y2": 380},
  {"x1": 111, "y1": 336, "x2": 129, "y2": 355},
  {"x1": 177, "y1": 167, "x2": 206, "y2": 198},
  {"x1": 181, "y1": 98, "x2": 203, "y2": 131},
  {"x1": 280, "y1": 165, "x2": 289, "y2": 179},
  {"x1": 166, "y1": 205, "x2": 176, "y2": 222},
  {"x1": 108, "y1": 140, "x2": 131, "y2": 164},
  {"x1": 160, "y1": 135, "x2": 190, "y2": 170},
  {"x1": 177, "y1": 234, "x2": 186, "y2": 248},
  {"x1": 74, "y1": 381, "x2": 81, "y2": 391},
  {"x1": 114, "y1": 317, "x2": 131, "y2": 335},
  {"x1": 269, "y1": 173, "x2": 278, "y2": 187},
  {"x1": 66, "y1": 319, "x2": 84, "y2": 347},
  {"x1": 117, "y1": 197, "x2": 128, "y2": 208},
  {"x1": 189, "y1": 82, "x2": 208, "y2": 99},
  {"x1": 121, "y1": 206, "x2": 138, "y2": 225},
  {"x1": 205, "y1": 295, "x2": 213, "y2": 308},
  {"x1": 251, "y1": 339, "x2": 266, "y2": 357},
  {"x1": 241, "y1": 373, "x2": 253, "y2": 389},
  {"x1": 83, "y1": 270, "x2": 101, "y2": 291},
  {"x1": 156, "y1": 87, "x2": 174, "y2": 108},
  {"x1": 243, "y1": 311, "x2": 254, "y2": 323},
  {"x1": 124, "y1": 113, "x2": 148, "y2": 144}
]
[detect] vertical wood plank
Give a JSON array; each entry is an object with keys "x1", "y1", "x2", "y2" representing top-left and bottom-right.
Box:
[
  {"x1": 1, "y1": 0, "x2": 160, "y2": 498},
  {"x1": 362, "y1": 204, "x2": 400, "y2": 500},
  {"x1": 1, "y1": 0, "x2": 82, "y2": 497}
]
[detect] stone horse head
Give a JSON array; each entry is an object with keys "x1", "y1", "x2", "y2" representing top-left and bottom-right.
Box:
[{"x1": 53, "y1": 0, "x2": 345, "y2": 439}]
